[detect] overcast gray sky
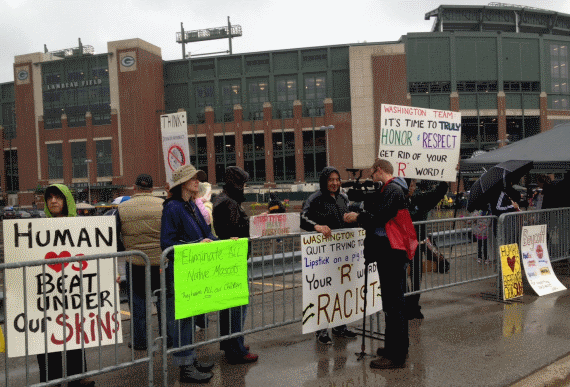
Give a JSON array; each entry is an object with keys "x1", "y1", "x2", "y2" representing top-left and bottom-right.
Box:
[{"x1": 1, "y1": 0, "x2": 570, "y2": 84}]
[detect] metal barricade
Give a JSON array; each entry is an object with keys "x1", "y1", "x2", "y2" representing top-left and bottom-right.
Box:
[
  {"x1": 0, "y1": 250, "x2": 154, "y2": 387},
  {"x1": 159, "y1": 234, "x2": 304, "y2": 386},
  {"x1": 496, "y1": 208, "x2": 570, "y2": 298},
  {"x1": 410, "y1": 215, "x2": 499, "y2": 295},
  {"x1": 497, "y1": 208, "x2": 570, "y2": 264}
]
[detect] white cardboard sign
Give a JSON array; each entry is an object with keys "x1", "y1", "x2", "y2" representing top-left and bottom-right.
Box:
[
  {"x1": 301, "y1": 229, "x2": 381, "y2": 334},
  {"x1": 520, "y1": 225, "x2": 566, "y2": 296},
  {"x1": 161, "y1": 111, "x2": 191, "y2": 185},
  {"x1": 3, "y1": 217, "x2": 122, "y2": 357},
  {"x1": 379, "y1": 104, "x2": 461, "y2": 182},
  {"x1": 249, "y1": 213, "x2": 301, "y2": 238}
]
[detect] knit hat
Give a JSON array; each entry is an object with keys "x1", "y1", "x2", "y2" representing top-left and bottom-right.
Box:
[{"x1": 135, "y1": 173, "x2": 153, "y2": 189}]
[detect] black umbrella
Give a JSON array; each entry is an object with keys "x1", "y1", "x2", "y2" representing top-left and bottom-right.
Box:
[{"x1": 467, "y1": 160, "x2": 533, "y2": 212}]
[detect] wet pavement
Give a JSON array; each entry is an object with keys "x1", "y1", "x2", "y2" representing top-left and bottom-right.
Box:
[{"x1": 5, "y1": 267, "x2": 570, "y2": 386}]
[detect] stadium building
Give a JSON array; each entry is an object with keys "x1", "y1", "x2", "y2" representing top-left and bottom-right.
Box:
[{"x1": 1, "y1": 3, "x2": 569, "y2": 206}]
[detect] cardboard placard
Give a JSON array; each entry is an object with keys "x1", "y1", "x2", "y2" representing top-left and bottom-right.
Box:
[
  {"x1": 161, "y1": 111, "x2": 191, "y2": 185},
  {"x1": 249, "y1": 213, "x2": 301, "y2": 238},
  {"x1": 379, "y1": 104, "x2": 461, "y2": 181},
  {"x1": 301, "y1": 229, "x2": 381, "y2": 334},
  {"x1": 3, "y1": 217, "x2": 121, "y2": 357},
  {"x1": 174, "y1": 239, "x2": 249, "y2": 319},
  {"x1": 500, "y1": 243, "x2": 523, "y2": 300},
  {"x1": 520, "y1": 225, "x2": 566, "y2": 296}
]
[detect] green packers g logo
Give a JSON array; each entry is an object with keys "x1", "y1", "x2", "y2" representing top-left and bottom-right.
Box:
[
  {"x1": 17, "y1": 70, "x2": 29, "y2": 81},
  {"x1": 121, "y1": 56, "x2": 135, "y2": 67}
]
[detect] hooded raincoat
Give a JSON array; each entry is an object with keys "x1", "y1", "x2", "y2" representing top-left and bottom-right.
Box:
[
  {"x1": 300, "y1": 166, "x2": 351, "y2": 232},
  {"x1": 44, "y1": 184, "x2": 77, "y2": 217}
]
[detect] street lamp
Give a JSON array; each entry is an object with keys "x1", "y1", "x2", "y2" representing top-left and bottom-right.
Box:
[
  {"x1": 320, "y1": 125, "x2": 335, "y2": 166},
  {"x1": 85, "y1": 159, "x2": 92, "y2": 204}
]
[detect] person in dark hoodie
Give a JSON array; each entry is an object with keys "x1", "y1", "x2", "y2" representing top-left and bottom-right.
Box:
[
  {"x1": 346, "y1": 159, "x2": 411, "y2": 369},
  {"x1": 267, "y1": 192, "x2": 286, "y2": 213},
  {"x1": 212, "y1": 166, "x2": 259, "y2": 364},
  {"x1": 300, "y1": 166, "x2": 359, "y2": 344},
  {"x1": 40, "y1": 184, "x2": 94, "y2": 386},
  {"x1": 405, "y1": 179, "x2": 448, "y2": 320},
  {"x1": 161, "y1": 164, "x2": 217, "y2": 384}
]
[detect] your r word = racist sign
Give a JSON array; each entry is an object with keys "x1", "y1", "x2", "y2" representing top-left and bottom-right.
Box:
[
  {"x1": 3, "y1": 217, "x2": 121, "y2": 358},
  {"x1": 379, "y1": 104, "x2": 461, "y2": 182},
  {"x1": 301, "y1": 229, "x2": 381, "y2": 334}
]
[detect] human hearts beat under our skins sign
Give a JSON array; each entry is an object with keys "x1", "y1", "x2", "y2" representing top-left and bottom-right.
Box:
[{"x1": 3, "y1": 217, "x2": 122, "y2": 358}]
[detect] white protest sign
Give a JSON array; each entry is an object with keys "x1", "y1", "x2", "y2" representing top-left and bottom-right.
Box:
[
  {"x1": 520, "y1": 225, "x2": 566, "y2": 296},
  {"x1": 379, "y1": 104, "x2": 461, "y2": 182},
  {"x1": 249, "y1": 213, "x2": 301, "y2": 238},
  {"x1": 301, "y1": 229, "x2": 381, "y2": 334},
  {"x1": 161, "y1": 111, "x2": 190, "y2": 185},
  {"x1": 3, "y1": 217, "x2": 122, "y2": 357}
]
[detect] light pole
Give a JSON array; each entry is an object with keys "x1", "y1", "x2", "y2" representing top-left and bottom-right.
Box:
[
  {"x1": 320, "y1": 125, "x2": 335, "y2": 166},
  {"x1": 85, "y1": 159, "x2": 92, "y2": 203}
]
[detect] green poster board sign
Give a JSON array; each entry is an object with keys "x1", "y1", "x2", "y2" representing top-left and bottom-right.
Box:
[{"x1": 174, "y1": 238, "x2": 249, "y2": 320}]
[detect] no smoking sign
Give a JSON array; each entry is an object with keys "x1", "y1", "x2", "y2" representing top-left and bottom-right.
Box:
[{"x1": 167, "y1": 144, "x2": 186, "y2": 171}]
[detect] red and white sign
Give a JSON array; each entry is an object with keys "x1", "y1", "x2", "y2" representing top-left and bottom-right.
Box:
[
  {"x1": 161, "y1": 111, "x2": 190, "y2": 185},
  {"x1": 3, "y1": 217, "x2": 122, "y2": 357},
  {"x1": 249, "y1": 213, "x2": 301, "y2": 238}
]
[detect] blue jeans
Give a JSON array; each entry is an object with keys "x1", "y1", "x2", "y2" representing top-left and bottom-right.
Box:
[
  {"x1": 219, "y1": 305, "x2": 248, "y2": 359},
  {"x1": 164, "y1": 264, "x2": 196, "y2": 365},
  {"x1": 126, "y1": 264, "x2": 164, "y2": 349}
]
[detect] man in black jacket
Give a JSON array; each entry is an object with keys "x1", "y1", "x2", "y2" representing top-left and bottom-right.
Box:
[
  {"x1": 300, "y1": 166, "x2": 359, "y2": 344},
  {"x1": 347, "y1": 159, "x2": 410, "y2": 369},
  {"x1": 212, "y1": 166, "x2": 259, "y2": 364}
]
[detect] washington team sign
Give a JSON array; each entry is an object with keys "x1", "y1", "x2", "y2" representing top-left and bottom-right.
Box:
[{"x1": 379, "y1": 104, "x2": 461, "y2": 182}]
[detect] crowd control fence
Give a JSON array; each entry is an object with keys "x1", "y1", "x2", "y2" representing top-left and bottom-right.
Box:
[
  {"x1": 3, "y1": 208, "x2": 570, "y2": 385},
  {"x1": 0, "y1": 251, "x2": 154, "y2": 387}
]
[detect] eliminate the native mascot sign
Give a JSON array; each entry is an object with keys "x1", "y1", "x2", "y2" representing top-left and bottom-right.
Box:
[
  {"x1": 379, "y1": 104, "x2": 461, "y2": 182},
  {"x1": 3, "y1": 217, "x2": 122, "y2": 358}
]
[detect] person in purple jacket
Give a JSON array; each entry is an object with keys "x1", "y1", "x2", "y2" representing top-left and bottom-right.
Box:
[{"x1": 161, "y1": 164, "x2": 217, "y2": 384}]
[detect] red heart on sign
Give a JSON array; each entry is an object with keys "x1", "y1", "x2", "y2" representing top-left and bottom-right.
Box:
[
  {"x1": 45, "y1": 251, "x2": 72, "y2": 273},
  {"x1": 507, "y1": 256, "x2": 516, "y2": 272}
]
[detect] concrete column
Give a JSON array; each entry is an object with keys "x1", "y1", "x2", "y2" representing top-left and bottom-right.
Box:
[
  {"x1": 539, "y1": 92, "x2": 549, "y2": 132},
  {"x1": 263, "y1": 102, "x2": 275, "y2": 187},
  {"x1": 497, "y1": 92, "x2": 507, "y2": 148},
  {"x1": 293, "y1": 100, "x2": 304, "y2": 183},
  {"x1": 205, "y1": 106, "x2": 216, "y2": 184},
  {"x1": 233, "y1": 104, "x2": 244, "y2": 170}
]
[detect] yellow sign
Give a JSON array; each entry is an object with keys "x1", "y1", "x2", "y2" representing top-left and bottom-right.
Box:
[
  {"x1": 500, "y1": 244, "x2": 523, "y2": 300},
  {"x1": 0, "y1": 325, "x2": 5, "y2": 353}
]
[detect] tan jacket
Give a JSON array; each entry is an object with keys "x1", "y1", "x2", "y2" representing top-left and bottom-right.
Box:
[{"x1": 118, "y1": 193, "x2": 164, "y2": 266}]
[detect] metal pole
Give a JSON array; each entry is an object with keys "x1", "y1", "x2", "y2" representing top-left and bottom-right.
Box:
[
  {"x1": 9, "y1": 137, "x2": 13, "y2": 194},
  {"x1": 181, "y1": 22, "x2": 186, "y2": 59},
  {"x1": 227, "y1": 16, "x2": 233, "y2": 55}
]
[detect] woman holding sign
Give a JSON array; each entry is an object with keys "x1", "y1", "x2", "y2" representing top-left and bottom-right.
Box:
[
  {"x1": 39, "y1": 184, "x2": 94, "y2": 387},
  {"x1": 161, "y1": 165, "x2": 217, "y2": 384}
]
